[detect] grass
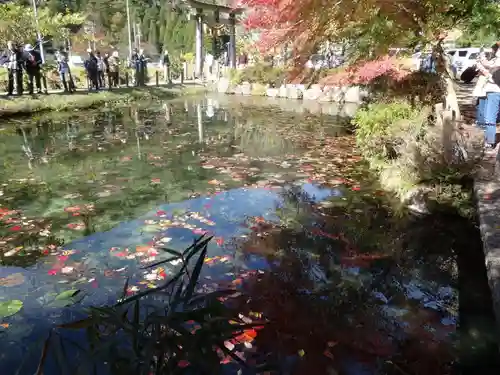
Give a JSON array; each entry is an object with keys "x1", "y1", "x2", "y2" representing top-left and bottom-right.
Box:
[{"x1": 0, "y1": 84, "x2": 207, "y2": 118}]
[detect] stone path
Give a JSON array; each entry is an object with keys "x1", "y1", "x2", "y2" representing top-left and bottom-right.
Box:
[{"x1": 460, "y1": 80, "x2": 500, "y2": 340}]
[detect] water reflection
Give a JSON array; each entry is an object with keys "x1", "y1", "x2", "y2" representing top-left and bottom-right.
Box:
[
  {"x1": 0, "y1": 96, "x2": 351, "y2": 265},
  {"x1": 0, "y1": 96, "x2": 495, "y2": 374}
]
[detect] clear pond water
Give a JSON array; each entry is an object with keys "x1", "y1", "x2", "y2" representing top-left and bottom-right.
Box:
[{"x1": 0, "y1": 95, "x2": 497, "y2": 374}]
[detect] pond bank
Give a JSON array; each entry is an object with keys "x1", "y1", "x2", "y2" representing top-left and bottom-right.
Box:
[
  {"x1": 214, "y1": 78, "x2": 368, "y2": 104},
  {"x1": 0, "y1": 84, "x2": 206, "y2": 118}
]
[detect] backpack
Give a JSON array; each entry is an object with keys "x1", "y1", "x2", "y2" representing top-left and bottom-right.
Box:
[{"x1": 27, "y1": 52, "x2": 37, "y2": 67}]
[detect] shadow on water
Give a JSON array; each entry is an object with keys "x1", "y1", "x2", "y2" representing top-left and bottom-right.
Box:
[{"x1": 0, "y1": 95, "x2": 498, "y2": 374}]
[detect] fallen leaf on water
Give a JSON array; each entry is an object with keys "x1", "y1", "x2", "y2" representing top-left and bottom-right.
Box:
[
  {"x1": 232, "y1": 278, "x2": 242, "y2": 286},
  {"x1": 9, "y1": 225, "x2": 22, "y2": 231},
  {"x1": 3, "y1": 246, "x2": 23, "y2": 257},
  {"x1": 63, "y1": 193, "x2": 82, "y2": 199},
  {"x1": 136, "y1": 245, "x2": 151, "y2": 253},
  {"x1": 208, "y1": 179, "x2": 224, "y2": 185},
  {"x1": 67, "y1": 223, "x2": 85, "y2": 230},
  {"x1": 64, "y1": 206, "x2": 81, "y2": 213},
  {"x1": 324, "y1": 350, "x2": 334, "y2": 359},
  {"x1": 151, "y1": 178, "x2": 161, "y2": 184},
  {"x1": 298, "y1": 349, "x2": 305, "y2": 357},
  {"x1": 0, "y1": 272, "x2": 25, "y2": 287},
  {"x1": 61, "y1": 267, "x2": 74, "y2": 274}
]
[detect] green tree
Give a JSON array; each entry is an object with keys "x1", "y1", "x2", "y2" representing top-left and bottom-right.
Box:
[
  {"x1": 148, "y1": 18, "x2": 159, "y2": 50},
  {"x1": 0, "y1": 3, "x2": 84, "y2": 46}
]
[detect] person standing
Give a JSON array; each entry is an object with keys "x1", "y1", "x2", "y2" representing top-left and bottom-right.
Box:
[
  {"x1": 23, "y1": 44, "x2": 42, "y2": 95},
  {"x1": 161, "y1": 49, "x2": 171, "y2": 84},
  {"x1": 130, "y1": 48, "x2": 140, "y2": 86},
  {"x1": 84, "y1": 49, "x2": 99, "y2": 91},
  {"x1": 96, "y1": 51, "x2": 105, "y2": 88},
  {"x1": 103, "y1": 52, "x2": 111, "y2": 88},
  {"x1": 108, "y1": 51, "x2": 120, "y2": 88},
  {"x1": 6, "y1": 41, "x2": 23, "y2": 96},
  {"x1": 477, "y1": 42, "x2": 500, "y2": 148},
  {"x1": 138, "y1": 49, "x2": 148, "y2": 86},
  {"x1": 55, "y1": 49, "x2": 74, "y2": 93}
]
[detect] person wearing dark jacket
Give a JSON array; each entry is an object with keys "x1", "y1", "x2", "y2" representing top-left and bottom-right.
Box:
[
  {"x1": 5, "y1": 41, "x2": 23, "y2": 96},
  {"x1": 84, "y1": 49, "x2": 99, "y2": 91},
  {"x1": 130, "y1": 48, "x2": 140, "y2": 86},
  {"x1": 23, "y1": 44, "x2": 42, "y2": 94},
  {"x1": 161, "y1": 49, "x2": 171, "y2": 84}
]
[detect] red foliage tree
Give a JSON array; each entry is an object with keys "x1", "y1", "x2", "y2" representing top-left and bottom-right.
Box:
[{"x1": 236, "y1": 0, "x2": 488, "y2": 85}]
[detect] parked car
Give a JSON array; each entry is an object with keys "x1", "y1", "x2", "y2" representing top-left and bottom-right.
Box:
[
  {"x1": 447, "y1": 47, "x2": 487, "y2": 80},
  {"x1": 68, "y1": 55, "x2": 84, "y2": 67}
]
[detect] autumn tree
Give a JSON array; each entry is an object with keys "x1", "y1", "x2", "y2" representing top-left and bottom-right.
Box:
[{"x1": 239, "y1": 0, "x2": 499, "y2": 83}]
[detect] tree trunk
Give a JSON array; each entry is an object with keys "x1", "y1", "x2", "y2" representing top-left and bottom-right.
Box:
[{"x1": 434, "y1": 42, "x2": 461, "y2": 121}]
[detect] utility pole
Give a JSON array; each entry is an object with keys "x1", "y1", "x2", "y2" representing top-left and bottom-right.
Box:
[
  {"x1": 92, "y1": 21, "x2": 96, "y2": 50},
  {"x1": 31, "y1": 0, "x2": 45, "y2": 63},
  {"x1": 136, "y1": 23, "x2": 141, "y2": 50},
  {"x1": 126, "y1": 0, "x2": 133, "y2": 58}
]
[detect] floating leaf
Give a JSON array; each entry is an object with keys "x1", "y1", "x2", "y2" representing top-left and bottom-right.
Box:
[
  {"x1": 47, "y1": 289, "x2": 81, "y2": 308},
  {"x1": 143, "y1": 225, "x2": 162, "y2": 233},
  {"x1": 0, "y1": 272, "x2": 25, "y2": 287},
  {"x1": 55, "y1": 289, "x2": 80, "y2": 301},
  {"x1": 0, "y1": 300, "x2": 23, "y2": 319}
]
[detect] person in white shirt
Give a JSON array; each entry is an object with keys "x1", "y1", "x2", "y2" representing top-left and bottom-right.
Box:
[{"x1": 477, "y1": 42, "x2": 500, "y2": 148}]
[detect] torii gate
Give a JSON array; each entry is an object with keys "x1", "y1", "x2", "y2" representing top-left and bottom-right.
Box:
[{"x1": 184, "y1": 0, "x2": 244, "y2": 78}]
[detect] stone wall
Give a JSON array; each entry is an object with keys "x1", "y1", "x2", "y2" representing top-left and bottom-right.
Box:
[{"x1": 215, "y1": 78, "x2": 369, "y2": 104}]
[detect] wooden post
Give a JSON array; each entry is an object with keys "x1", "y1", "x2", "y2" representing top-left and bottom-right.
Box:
[
  {"x1": 125, "y1": 71, "x2": 129, "y2": 87},
  {"x1": 155, "y1": 70, "x2": 159, "y2": 86}
]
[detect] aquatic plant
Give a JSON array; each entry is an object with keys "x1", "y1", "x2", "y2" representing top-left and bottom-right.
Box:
[{"x1": 36, "y1": 235, "x2": 266, "y2": 375}]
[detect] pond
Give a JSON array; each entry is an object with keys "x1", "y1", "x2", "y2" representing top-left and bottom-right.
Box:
[{"x1": 0, "y1": 95, "x2": 497, "y2": 375}]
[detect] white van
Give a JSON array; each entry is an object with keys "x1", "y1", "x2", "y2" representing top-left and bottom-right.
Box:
[{"x1": 448, "y1": 48, "x2": 489, "y2": 79}]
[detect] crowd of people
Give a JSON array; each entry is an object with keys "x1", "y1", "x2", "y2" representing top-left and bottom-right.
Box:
[
  {"x1": 0, "y1": 41, "x2": 44, "y2": 95},
  {"x1": 1, "y1": 41, "x2": 169, "y2": 96},
  {"x1": 473, "y1": 42, "x2": 500, "y2": 149}
]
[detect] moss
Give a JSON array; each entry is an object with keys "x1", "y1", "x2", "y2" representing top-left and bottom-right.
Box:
[{"x1": 0, "y1": 85, "x2": 206, "y2": 118}]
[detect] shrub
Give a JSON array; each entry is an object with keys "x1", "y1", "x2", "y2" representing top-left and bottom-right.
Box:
[
  {"x1": 230, "y1": 63, "x2": 287, "y2": 87},
  {"x1": 354, "y1": 100, "x2": 427, "y2": 162},
  {"x1": 354, "y1": 100, "x2": 483, "y2": 211},
  {"x1": 369, "y1": 71, "x2": 444, "y2": 106}
]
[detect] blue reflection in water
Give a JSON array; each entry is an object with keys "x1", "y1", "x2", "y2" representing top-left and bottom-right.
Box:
[
  {"x1": 0, "y1": 183, "x2": 339, "y2": 374},
  {"x1": 0, "y1": 182, "x2": 457, "y2": 375}
]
